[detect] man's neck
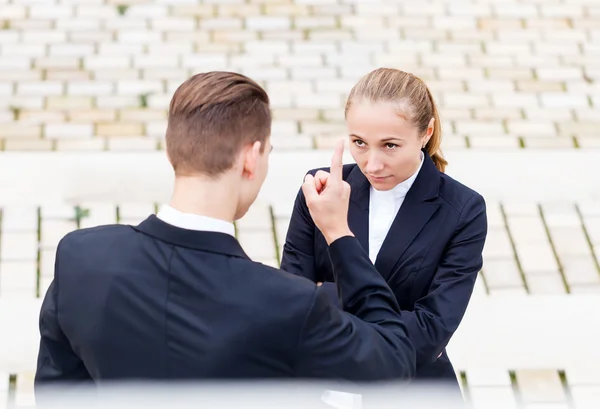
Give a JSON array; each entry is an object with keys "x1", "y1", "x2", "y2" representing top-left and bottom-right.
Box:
[{"x1": 169, "y1": 175, "x2": 238, "y2": 223}]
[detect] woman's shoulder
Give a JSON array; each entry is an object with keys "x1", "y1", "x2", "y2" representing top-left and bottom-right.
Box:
[{"x1": 437, "y1": 172, "x2": 485, "y2": 214}]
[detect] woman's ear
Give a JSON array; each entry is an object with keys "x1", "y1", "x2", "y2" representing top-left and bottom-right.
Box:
[{"x1": 423, "y1": 117, "x2": 435, "y2": 147}]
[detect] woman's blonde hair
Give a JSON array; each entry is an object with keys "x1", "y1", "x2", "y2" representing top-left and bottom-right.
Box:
[{"x1": 344, "y1": 68, "x2": 447, "y2": 172}]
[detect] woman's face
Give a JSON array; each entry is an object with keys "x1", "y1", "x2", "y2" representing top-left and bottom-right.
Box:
[{"x1": 346, "y1": 100, "x2": 432, "y2": 191}]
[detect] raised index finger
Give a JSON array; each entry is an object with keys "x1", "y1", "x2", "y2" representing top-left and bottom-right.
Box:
[{"x1": 329, "y1": 138, "x2": 344, "y2": 183}]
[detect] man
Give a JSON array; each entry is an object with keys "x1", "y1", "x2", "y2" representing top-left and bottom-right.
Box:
[{"x1": 34, "y1": 72, "x2": 415, "y2": 391}]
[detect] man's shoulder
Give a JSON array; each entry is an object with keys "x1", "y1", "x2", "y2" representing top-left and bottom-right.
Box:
[
  {"x1": 58, "y1": 224, "x2": 134, "y2": 252},
  {"x1": 248, "y1": 260, "x2": 317, "y2": 287},
  {"x1": 241, "y1": 260, "x2": 318, "y2": 300},
  {"x1": 222, "y1": 259, "x2": 321, "y2": 327},
  {"x1": 305, "y1": 163, "x2": 356, "y2": 181}
]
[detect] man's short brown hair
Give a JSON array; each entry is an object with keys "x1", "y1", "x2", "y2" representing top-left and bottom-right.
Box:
[{"x1": 166, "y1": 71, "x2": 271, "y2": 176}]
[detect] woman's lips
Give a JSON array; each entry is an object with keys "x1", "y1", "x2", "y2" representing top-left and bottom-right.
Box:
[{"x1": 368, "y1": 175, "x2": 391, "y2": 182}]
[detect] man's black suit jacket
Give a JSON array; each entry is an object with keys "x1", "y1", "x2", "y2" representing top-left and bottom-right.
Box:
[{"x1": 35, "y1": 215, "x2": 415, "y2": 390}]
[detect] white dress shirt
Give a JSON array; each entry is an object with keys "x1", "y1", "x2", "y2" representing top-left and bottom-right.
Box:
[
  {"x1": 156, "y1": 204, "x2": 235, "y2": 237},
  {"x1": 368, "y1": 153, "x2": 424, "y2": 263}
]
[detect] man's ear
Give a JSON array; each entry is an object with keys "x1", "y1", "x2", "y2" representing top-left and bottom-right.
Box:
[{"x1": 242, "y1": 141, "x2": 262, "y2": 180}]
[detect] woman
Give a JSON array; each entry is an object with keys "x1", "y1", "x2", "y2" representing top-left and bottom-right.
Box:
[{"x1": 280, "y1": 68, "x2": 488, "y2": 391}]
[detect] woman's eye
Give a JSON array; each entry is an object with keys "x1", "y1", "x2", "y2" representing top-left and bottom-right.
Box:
[
  {"x1": 385, "y1": 143, "x2": 397, "y2": 149},
  {"x1": 354, "y1": 140, "x2": 365, "y2": 147}
]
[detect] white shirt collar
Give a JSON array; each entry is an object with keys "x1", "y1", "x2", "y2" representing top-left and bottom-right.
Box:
[
  {"x1": 367, "y1": 152, "x2": 424, "y2": 262},
  {"x1": 156, "y1": 204, "x2": 236, "y2": 237},
  {"x1": 370, "y1": 151, "x2": 424, "y2": 202}
]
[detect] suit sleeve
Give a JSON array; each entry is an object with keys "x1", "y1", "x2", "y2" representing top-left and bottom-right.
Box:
[
  {"x1": 35, "y1": 240, "x2": 92, "y2": 391},
  {"x1": 295, "y1": 237, "x2": 416, "y2": 381},
  {"x1": 402, "y1": 193, "x2": 488, "y2": 365},
  {"x1": 280, "y1": 184, "x2": 319, "y2": 282}
]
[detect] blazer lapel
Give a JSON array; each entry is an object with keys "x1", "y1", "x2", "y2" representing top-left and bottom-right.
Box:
[
  {"x1": 374, "y1": 152, "x2": 441, "y2": 280},
  {"x1": 346, "y1": 165, "x2": 370, "y2": 253}
]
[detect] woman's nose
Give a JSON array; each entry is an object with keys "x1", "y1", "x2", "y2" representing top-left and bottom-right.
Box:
[{"x1": 365, "y1": 154, "x2": 384, "y2": 173}]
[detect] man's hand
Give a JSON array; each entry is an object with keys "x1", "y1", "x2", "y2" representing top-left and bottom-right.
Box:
[{"x1": 302, "y1": 138, "x2": 353, "y2": 245}]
